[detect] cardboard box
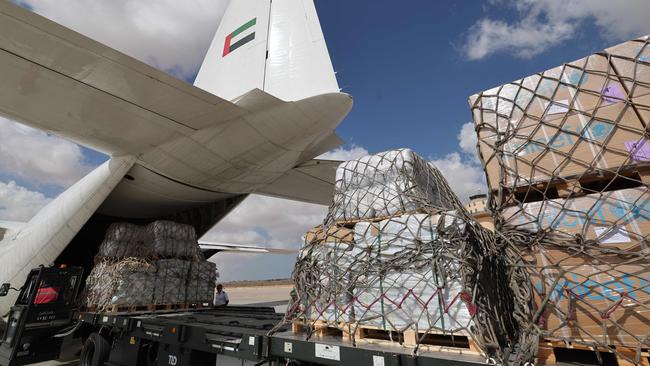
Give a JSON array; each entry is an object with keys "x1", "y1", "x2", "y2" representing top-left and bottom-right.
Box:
[
  {"x1": 521, "y1": 246, "x2": 649, "y2": 346},
  {"x1": 478, "y1": 102, "x2": 647, "y2": 190},
  {"x1": 606, "y1": 36, "x2": 650, "y2": 99},
  {"x1": 471, "y1": 35, "x2": 650, "y2": 192},
  {"x1": 502, "y1": 187, "x2": 650, "y2": 252},
  {"x1": 304, "y1": 225, "x2": 354, "y2": 245},
  {"x1": 520, "y1": 53, "x2": 627, "y2": 121}
]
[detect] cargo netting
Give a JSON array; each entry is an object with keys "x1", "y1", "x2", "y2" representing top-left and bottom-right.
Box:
[
  {"x1": 271, "y1": 149, "x2": 524, "y2": 362},
  {"x1": 84, "y1": 221, "x2": 216, "y2": 309},
  {"x1": 470, "y1": 35, "x2": 650, "y2": 364}
]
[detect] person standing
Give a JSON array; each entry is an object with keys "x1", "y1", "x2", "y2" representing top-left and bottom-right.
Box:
[{"x1": 213, "y1": 284, "x2": 229, "y2": 306}]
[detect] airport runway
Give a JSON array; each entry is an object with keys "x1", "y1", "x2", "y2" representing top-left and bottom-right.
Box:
[{"x1": 227, "y1": 284, "x2": 292, "y2": 312}]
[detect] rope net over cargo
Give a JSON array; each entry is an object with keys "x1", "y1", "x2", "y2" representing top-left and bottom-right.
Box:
[
  {"x1": 470, "y1": 35, "x2": 650, "y2": 364},
  {"x1": 272, "y1": 149, "x2": 526, "y2": 362},
  {"x1": 83, "y1": 221, "x2": 216, "y2": 309}
]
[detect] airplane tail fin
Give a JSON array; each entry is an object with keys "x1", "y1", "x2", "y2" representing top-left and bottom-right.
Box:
[{"x1": 194, "y1": 0, "x2": 340, "y2": 102}]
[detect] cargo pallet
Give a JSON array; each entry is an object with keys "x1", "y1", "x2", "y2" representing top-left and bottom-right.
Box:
[
  {"x1": 495, "y1": 164, "x2": 650, "y2": 206},
  {"x1": 536, "y1": 339, "x2": 650, "y2": 366},
  {"x1": 83, "y1": 302, "x2": 211, "y2": 314},
  {"x1": 292, "y1": 321, "x2": 482, "y2": 356},
  {"x1": 333, "y1": 208, "x2": 437, "y2": 228}
]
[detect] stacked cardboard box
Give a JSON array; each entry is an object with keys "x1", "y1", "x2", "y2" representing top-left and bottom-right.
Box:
[
  {"x1": 288, "y1": 149, "x2": 520, "y2": 359},
  {"x1": 471, "y1": 36, "x2": 650, "y2": 192},
  {"x1": 469, "y1": 35, "x2": 650, "y2": 359}
]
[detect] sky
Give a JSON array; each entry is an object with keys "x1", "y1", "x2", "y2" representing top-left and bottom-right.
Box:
[{"x1": 1, "y1": 0, "x2": 650, "y2": 281}]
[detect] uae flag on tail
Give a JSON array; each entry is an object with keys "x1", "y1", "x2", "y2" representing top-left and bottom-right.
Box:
[{"x1": 223, "y1": 18, "x2": 257, "y2": 57}]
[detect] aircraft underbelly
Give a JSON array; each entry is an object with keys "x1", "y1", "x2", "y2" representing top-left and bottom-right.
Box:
[{"x1": 98, "y1": 163, "x2": 238, "y2": 219}]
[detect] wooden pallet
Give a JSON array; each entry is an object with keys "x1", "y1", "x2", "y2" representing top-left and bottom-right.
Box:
[
  {"x1": 147, "y1": 303, "x2": 190, "y2": 312},
  {"x1": 84, "y1": 302, "x2": 195, "y2": 314},
  {"x1": 536, "y1": 339, "x2": 650, "y2": 366},
  {"x1": 292, "y1": 321, "x2": 481, "y2": 356},
  {"x1": 334, "y1": 208, "x2": 443, "y2": 228},
  {"x1": 186, "y1": 302, "x2": 211, "y2": 309},
  {"x1": 497, "y1": 164, "x2": 650, "y2": 206}
]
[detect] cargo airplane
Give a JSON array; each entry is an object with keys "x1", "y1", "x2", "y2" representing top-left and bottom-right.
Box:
[{"x1": 0, "y1": 0, "x2": 352, "y2": 313}]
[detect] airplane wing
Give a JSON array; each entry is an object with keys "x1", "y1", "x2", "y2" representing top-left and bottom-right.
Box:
[
  {"x1": 199, "y1": 241, "x2": 297, "y2": 254},
  {"x1": 199, "y1": 240, "x2": 297, "y2": 261},
  {"x1": 0, "y1": 2, "x2": 245, "y2": 156},
  {"x1": 257, "y1": 159, "x2": 342, "y2": 205}
]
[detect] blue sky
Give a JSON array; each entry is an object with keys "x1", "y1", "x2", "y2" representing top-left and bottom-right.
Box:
[
  {"x1": 315, "y1": 1, "x2": 624, "y2": 158},
  {"x1": 1, "y1": 0, "x2": 649, "y2": 281}
]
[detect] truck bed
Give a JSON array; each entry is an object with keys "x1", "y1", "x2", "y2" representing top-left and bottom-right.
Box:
[{"x1": 80, "y1": 306, "x2": 487, "y2": 365}]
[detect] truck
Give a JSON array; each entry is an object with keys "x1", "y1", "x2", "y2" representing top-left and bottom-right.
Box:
[{"x1": 0, "y1": 265, "x2": 487, "y2": 366}]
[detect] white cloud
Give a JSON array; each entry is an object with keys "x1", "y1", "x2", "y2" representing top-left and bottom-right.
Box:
[
  {"x1": 20, "y1": 0, "x2": 231, "y2": 80},
  {"x1": 0, "y1": 117, "x2": 93, "y2": 188},
  {"x1": 465, "y1": 18, "x2": 574, "y2": 60},
  {"x1": 202, "y1": 195, "x2": 328, "y2": 281},
  {"x1": 429, "y1": 122, "x2": 487, "y2": 201},
  {"x1": 464, "y1": 0, "x2": 650, "y2": 60},
  {"x1": 319, "y1": 145, "x2": 370, "y2": 161},
  {"x1": 458, "y1": 122, "x2": 479, "y2": 161},
  {"x1": 0, "y1": 181, "x2": 51, "y2": 221},
  {"x1": 203, "y1": 195, "x2": 329, "y2": 249},
  {"x1": 430, "y1": 152, "x2": 486, "y2": 202}
]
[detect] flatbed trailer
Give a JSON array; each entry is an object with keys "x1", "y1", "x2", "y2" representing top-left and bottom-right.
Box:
[
  {"x1": 0, "y1": 266, "x2": 487, "y2": 366},
  {"x1": 78, "y1": 307, "x2": 486, "y2": 366}
]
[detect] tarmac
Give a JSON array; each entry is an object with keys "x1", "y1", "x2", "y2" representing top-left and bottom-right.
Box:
[
  {"x1": 227, "y1": 284, "x2": 292, "y2": 312},
  {"x1": 32, "y1": 284, "x2": 293, "y2": 365}
]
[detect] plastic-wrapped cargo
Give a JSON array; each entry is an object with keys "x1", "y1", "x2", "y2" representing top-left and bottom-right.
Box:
[
  {"x1": 96, "y1": 223, "x2": 149, "y2": 259},
  {"x1": 84, "y1": 259, "x2": 156, "y2": 307},
  {"x1": 97, "y1": 221, "x2": 203, "y2": 260},
  {"x1": 280, "y1": 150, "x2": 522, "y2": 363},
  {"x1": 111, "y1": 260, "x2": 156, "y2": 306},
  {"x1": 85, "y1": 220, "x2": 216, "y2": 308},
  {"x1": 84, "y1": 260, "x2": 113, "y2": 307},
  {"x1": 153, "y1": 259, "x2": 190, "y2": 304},
  {"x1": 328, "y1": 149, "x2": 462, "y2": 222},
  {"x1": 298, "y1": 235, "x2": 357, "y2": 324},
  {"x1": 146, "y1": 221, "x2": 201, "y2": 258},
  {"x1": 296, "y1": 212, "x2": 475, "y2": 333},
  {"x1": 186, "y1": 261, "x2": 217, "y2": 304},
  {"x1": 354, "y1": 213, "x2": 472, "y2": 331}
]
